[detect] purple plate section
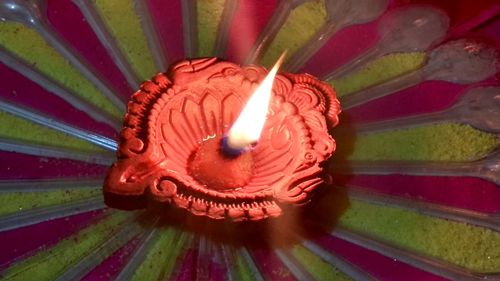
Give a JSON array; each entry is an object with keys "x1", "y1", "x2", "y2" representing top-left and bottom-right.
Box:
[
  {"x1": 46, "y1": 0, "x2": 133, "y2": 100},
  {"x1": 147, "y1": 0, "x2": 185, "y2": 63},
  {"x1": 342, "y1": 81, "x2": 465, "y2": 123},
  {"x1": 302, "y1": 1, "x2": 500, "y2": 80},
  {"x1": 208, "y1": 248, "x2": 226, "y2": 281},
  {"x1": 225, "y1": 0, "x2": 279, "y2": 64},
  {"x1": 0, "y1": 151, "x2": 108, "y2": 180},
  {"x1": 173, "y1": 239, "x2": 226, "y2": 281},
  {"x1": 341, "y1": 15, "x2": 500, "y2": 124},
  {"x1": 0, "y1": 62, "x2": 117, "y2": 138},
  {"x1": 336, "y1": 174, "x2": 500, "y2": 213},
  {"x1": 479, "y1": 14, "x2": 500, "y2": 46},
  {"x1": 251, "y1": 247, "x2": 296, "y2": 281},
  {"x1": 313, "y1": 234, "x2": 447, "y2": 281},
  {"x1": 299, "y1": 0, "x2": 408, "y2": 77},
  {"x1": 0, "y1": 210, "x2": 104, "y2": 270},
  {"x1": 82, "y1": 236, "x2": 142, "y2": 281},
  {"x1": 300, "y1": 20, "x2": 380, "y2": 78},
  {"x1": 174, "y1": 247, "x2": 196, "y2": 281},
  {"x1": 448, "y1": 4, "x2": 500, "y2": 38}
]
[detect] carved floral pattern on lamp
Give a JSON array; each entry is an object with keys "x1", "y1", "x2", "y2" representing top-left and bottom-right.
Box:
[{"x1": 104, "y1": 57, "x2": 340, "y2": 221}]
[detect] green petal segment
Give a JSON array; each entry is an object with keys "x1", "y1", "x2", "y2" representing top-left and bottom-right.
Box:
[
  {"x1": 0, "y1": 188, "x2": 101, "y2": 216},
  {"x1": 197, "y1": 0, "x2": 226, "y2": 57},
  {"x1": 131, "y1": 228, "x2": 190, "y2": 281},
  {"x1": 93, "y1": 0, "x2": 157, "y2": 81},
  {"x1": 1, "y1": 212, "x2": 132, "y2": 281},
  {"x1": 345, "y1": 123, "x2": 499, "y2": 161},
  {"x1": 261, "y1": 0, "x2": 328, "y2": 67},
  {"x1": 339, "y1": 200, "x2": 500, "y2": 273},
  {"x1": 233, "y1": 250, "x2": 259, "y2": 281},
  {"x1": 331, "y1": 52, "x2": 427, "y2": 97},
  {"x1": 291, "y1": 245, "x2": 353, "y2": 281},
  {"x1": 0, "y1": 22, "x2": 122, "y2": 118},
  {"x1": 0, "y1": 111, "x2": 105, "y2": 152}
]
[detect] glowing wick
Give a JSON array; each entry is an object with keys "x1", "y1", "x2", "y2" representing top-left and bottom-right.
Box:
[{"x1": 224, "y1": 53, "x2": 286, "y2": 154}]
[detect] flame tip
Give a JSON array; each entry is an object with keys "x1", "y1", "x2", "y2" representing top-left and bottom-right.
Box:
[
  {"x1": 273, "y1": 51, "x2": 287, "y2": 71},
  {"x1": 226, "y1": 53, "x2": 287, "y2": 151}
]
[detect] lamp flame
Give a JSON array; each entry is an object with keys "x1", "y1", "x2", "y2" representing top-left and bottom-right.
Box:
[{"x1": 225, "y1": 53, "x2": 286, "y2": 151}]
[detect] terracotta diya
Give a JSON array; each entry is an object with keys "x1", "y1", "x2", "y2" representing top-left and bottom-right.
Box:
[{"x1": 104, "y1": 57, "x2": 340, "y2": 221}]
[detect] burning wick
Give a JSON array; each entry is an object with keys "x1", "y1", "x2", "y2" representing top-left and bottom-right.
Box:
[
  {"x1": 190, "y1": 53, "x2": 286, "y2": 190},
  {"x1": 222, "y1": 53, "x2": 286, "y2": 156}
]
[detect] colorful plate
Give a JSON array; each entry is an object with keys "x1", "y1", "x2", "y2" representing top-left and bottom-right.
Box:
[{"x1": 0, "y1": 0, "x2": 499, "y2": 280}]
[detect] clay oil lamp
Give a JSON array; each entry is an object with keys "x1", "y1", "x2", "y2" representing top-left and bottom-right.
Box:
[{"x1": 104, "y1": 54, "x2": 341, "y2": 221}]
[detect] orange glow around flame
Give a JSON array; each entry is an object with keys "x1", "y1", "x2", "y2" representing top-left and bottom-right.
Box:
[{"x1": 226, "y1": 53, "x2": 286, "y2": 151}]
